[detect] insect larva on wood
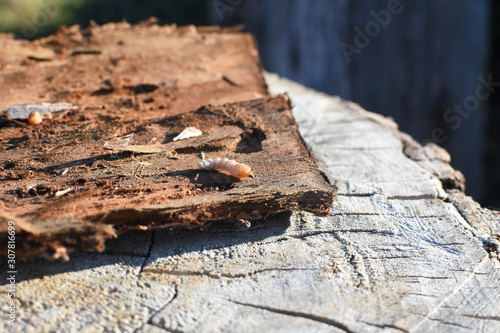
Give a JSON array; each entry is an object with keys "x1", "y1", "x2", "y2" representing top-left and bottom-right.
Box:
[{"x1": 198, "y1": 157, "x2": 254, "y2": 179}]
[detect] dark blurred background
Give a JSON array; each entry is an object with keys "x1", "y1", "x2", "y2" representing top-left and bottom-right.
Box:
[{"x1": 0, "y1": 0, "x2": 498, "y2": 208}]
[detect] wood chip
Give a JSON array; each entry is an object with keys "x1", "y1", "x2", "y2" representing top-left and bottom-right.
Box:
[{"x1": 173, "y1": 127, "x2": 203, "y2": 141}]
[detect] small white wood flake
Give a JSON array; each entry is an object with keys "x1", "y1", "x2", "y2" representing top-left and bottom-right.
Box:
[{"x1": 173, "y1": 127, "x2": 202, "y2": 141}]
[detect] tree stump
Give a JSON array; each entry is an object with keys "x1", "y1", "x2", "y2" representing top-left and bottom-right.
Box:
[{"x1": 0, "y1": 72, "x2": 498, "y2": 332}]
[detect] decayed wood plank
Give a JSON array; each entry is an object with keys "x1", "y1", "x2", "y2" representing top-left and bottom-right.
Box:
[
  {"x1": 0, "y1": 94, "x2": 335, "y2": 260},
  {"x1": 0, "y1": 74, "x2": 499, "y2": 333},
  {"x1": 0, "y1": 23, "x2": 334, "y2": 260}
]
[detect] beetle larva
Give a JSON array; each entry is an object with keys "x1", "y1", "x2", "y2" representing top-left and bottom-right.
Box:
[{"x1": 198, "y1": 157, "x2": 254, "y2": 179}]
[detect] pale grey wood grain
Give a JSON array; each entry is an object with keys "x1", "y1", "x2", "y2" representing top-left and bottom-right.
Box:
[
  {"x1": 0, "y1": 254, "x2": 176, "y2": 332},
  {"x1": 1, "y1": 74, "x2": 498, "y2": 333}
]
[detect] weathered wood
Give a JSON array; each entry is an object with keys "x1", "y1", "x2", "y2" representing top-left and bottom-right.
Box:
[
  {"x1": 1, "y1": 74, "x2": 499, "y2": 332},
  {"x1": 219, "y1": 0, "x2": 490, "y2": 198},
  {"x1": 0, "y1": 23, "x2": 334, "y2": 260},
  {"x1": 0, "y1": 22, "x2": 267, "y2": 119}
]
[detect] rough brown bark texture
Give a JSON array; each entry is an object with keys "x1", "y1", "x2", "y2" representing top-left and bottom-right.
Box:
[{"x1": 0, "y1": 22, "x2": 335, "y2": 260}]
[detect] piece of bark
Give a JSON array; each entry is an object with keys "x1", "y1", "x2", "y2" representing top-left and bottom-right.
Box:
[
  {"x1": 0, "y1": 93, "x2": 335, "y2": 260},
  {"x1": 0, "y1": 22, "x2": 334, "y2": 260}
]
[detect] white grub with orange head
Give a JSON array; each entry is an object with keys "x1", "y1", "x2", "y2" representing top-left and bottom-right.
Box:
[{"x1": 198, "y1": 157, "x2": 254, "y2": 179}]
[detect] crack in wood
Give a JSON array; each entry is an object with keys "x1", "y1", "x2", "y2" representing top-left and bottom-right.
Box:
[
  {"x1": 448, "y1": 269, "x2": 490, "y2": 275},
  {"x1": 286, "y1": 229, "x2": 395, "y2": 239},
  {"x1": 462, "y1": 315, "x2": 500, "y2": 321},
  {"x1": 228, "y1": 300, "x2": 356, "y2": 333},
  {"x1": 370, "y1": 255, "x2": 412, "y2": 260},
  {"x1": 142, "y1": 267, "x2": 316, "y2": 279},
  {"x1": 388, "y1": 194, "x2": 436, "y2": 200},
  {"x1": 405, "y1": 292, "x2": 438, "y2": 298},
  {"x1": 329, "y1": 212, "x2": 381, "y2": 216},
  {"x1": 138, "y1": 230, "x2": 155, "y2": 275},
  {"x1": 394, "y1": 275, "x2": 452, "y2": 280},
  {"x1": 140, "y1": 285, "x2": 179, "y2": 333},
  {"x1": 426, "y1": 317, "x2": 473, "y2": 330},
  {"x1": 221, "y1": 75, "x2": 238, "y2": 87},
  {"x1": 336, "y1": 192, "x2": 378, "y2": 197},
  {"x1": 436, "y1": 242, "x2": 465, "y2": 247}
]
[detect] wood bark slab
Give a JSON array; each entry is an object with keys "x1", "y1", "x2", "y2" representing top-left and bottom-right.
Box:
[
  {"x1": 0, "y1": 74, "x2": 498, "y2": 332},
  {"x1": 0, "y1": 23, "x2": 334, "y2": 260}
]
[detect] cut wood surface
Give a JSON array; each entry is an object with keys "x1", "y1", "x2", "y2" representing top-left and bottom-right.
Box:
[
  {"x1": 0, "y1": 22, "x2": 334, "y2": 259},
  {"x1": 1, "y1": 74, "x2": 499, "y2": 333}
]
